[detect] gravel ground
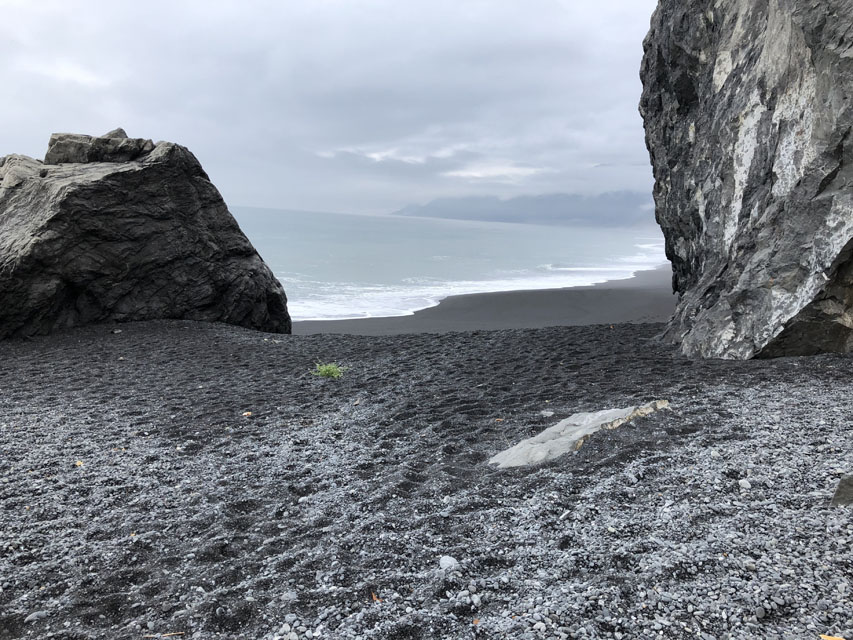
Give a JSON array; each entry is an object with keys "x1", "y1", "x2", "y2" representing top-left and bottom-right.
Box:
[{"x1": 0, "y1": 320, "x2": 851, "y2": 639}]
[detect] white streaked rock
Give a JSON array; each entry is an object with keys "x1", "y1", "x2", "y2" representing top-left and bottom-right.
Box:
[{"x1": 489, "y1": 400, "x2": 669, "y2": 468}]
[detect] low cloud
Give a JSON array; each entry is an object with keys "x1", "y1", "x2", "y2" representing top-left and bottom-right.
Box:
[{"x1": 0, "y1": 0, "x2": 658, "y2": 215}]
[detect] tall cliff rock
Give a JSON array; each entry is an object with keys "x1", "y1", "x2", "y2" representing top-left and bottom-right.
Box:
[
  {"x1": 0, "y1": 129, "x2": 291, "y2": 338},
  {"x1": 640, "y1": 0, "x2": 853, "y2": 358}
]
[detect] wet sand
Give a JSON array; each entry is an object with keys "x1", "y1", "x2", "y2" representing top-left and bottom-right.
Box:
[{"x1": 294, "y1": 266, "x2": 675, "y2": 335}]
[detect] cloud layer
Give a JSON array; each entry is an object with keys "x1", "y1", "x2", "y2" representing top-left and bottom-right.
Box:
[{"x1": 1, "y1": 0, "x2": 658, "y2": 213}]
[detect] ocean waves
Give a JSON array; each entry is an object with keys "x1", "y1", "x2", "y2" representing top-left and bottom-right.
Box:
[
  {"x1": 233, "y1": 207, "x2": 667, "y2": 322},
  {"x1": 281, "y1": 241, "x2": 666, "y2": 321}
]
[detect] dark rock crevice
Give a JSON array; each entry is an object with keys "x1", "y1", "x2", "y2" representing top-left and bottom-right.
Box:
[{"x1": 759, "y1": 234, "x2": 853, "y2": 357}]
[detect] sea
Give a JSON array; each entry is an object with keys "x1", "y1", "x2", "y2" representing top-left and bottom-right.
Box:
[{"x1": 231, "y1": 207, "x2": 667, "y2": 322}]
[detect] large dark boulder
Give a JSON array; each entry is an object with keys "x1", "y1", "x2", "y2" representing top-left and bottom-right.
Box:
[
  {"x1": 0, "y1": 129, "x2": 291, "y2": 338},
  {"x1": 640, "y1": 0, "x2": 853, "y2": 358}
]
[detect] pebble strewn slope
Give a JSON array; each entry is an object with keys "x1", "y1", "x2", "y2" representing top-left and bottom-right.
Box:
[{"x1": 0, "y1": 321, "x2": 850, "y2": 639}]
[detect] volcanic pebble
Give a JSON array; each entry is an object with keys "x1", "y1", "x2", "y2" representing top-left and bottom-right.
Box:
[{"x1": 0, "y1": 320, "x2": 851, "y2": 638}]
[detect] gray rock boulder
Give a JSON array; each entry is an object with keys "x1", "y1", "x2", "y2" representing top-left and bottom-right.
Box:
[
  {"x1": 640, "y1": 0, "x2": 853, "y2": 358},
  {"x1": 0, "y1": 130, "x2": 291, "y2": 338}
]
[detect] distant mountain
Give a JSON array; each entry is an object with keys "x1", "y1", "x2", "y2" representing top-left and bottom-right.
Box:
[{"x1": 393, "y1": 191, "x2": 655, "y2": 227}]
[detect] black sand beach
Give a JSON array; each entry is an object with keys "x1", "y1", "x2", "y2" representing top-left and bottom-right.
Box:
[
  {"x1": 295, "y1": 267, "x2": 675, "y2": 335},
  {"x1": 1, "y1": 278, "x2": 851, "y2": 640}
]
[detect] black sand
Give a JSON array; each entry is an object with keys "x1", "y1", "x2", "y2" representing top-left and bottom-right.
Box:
[
  {"x1": 1, "y1": 312, "x2": 852, "y2": 638},
  {"x1": 294, "y1": 267, "x2": 675, "y2": 335}
]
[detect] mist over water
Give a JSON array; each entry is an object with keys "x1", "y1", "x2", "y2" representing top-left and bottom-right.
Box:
[{"x1": 233, "y1": 207, "x2": 666, "y2": 321}]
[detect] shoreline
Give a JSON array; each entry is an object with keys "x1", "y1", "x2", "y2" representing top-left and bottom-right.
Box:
[{"x1": 293, "y1": 264, "x2": 675, "y2": 335}]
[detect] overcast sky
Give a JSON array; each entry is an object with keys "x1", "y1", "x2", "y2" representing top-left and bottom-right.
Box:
[{"x1": 1, "y1": 0, "x2": 658, "y2": 214}]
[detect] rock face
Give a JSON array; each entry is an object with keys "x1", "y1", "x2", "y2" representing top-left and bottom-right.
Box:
[
  {"x1": 640, "y1": 1, "x2": 853, "y2": 358},
  {"x1": 0, "y1": 129, "x2": 291, "y2": 338}
]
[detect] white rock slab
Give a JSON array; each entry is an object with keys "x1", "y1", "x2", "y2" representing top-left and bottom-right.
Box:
[{"x1": 489, "y1": 400, "x2": 669, "y2": 468}]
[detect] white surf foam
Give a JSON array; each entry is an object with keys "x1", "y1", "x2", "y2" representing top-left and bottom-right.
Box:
[{"x1": 283, "y1": 239, "x2": 667, "y2": 321}]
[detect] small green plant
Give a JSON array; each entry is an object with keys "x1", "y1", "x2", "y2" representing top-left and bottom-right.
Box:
[{"x1": 312, "y1": 361, "x2": 345, "y2": 379}]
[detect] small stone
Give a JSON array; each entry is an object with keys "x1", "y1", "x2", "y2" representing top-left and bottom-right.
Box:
[
  {"x1": 533, "y1": 621, "x2": 547, "y2": 631},
  {"x1": 738, "y1": 479, "x2": 752, "y2": 490},
  {"x1": 103, "y1": 127, "x2": 129, "y2": 138},
  {"x1": 439, "y1": 555, "x2": 459, "y2": 571},
  {"x1": 831, "y1": 475, "x2": 853, "y2": 506},
  {"x1": 24, "y1": 611, "x2": 48, "y2": 624},
  {"x1": 755, "y1": 606, "x2": 766, "y2": 619}
]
